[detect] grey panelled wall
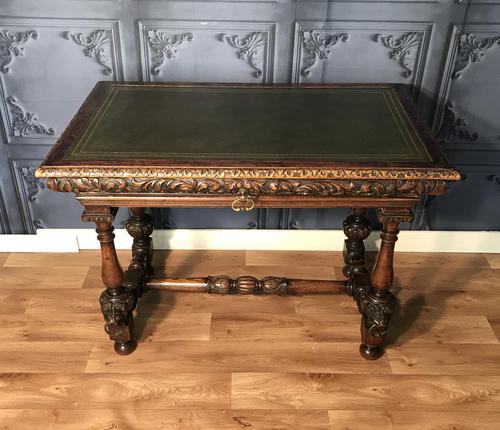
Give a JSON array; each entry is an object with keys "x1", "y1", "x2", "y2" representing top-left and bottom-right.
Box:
[{"x1": 0, "y1": 0, "x2": 499, "y2": 233}]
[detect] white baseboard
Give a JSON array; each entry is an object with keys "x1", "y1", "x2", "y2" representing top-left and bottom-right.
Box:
[{"x1": 0, "y1": 228, "x2": 499, "y2": 253}]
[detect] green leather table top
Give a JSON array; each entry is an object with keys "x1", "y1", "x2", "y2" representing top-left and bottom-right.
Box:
[{"x1": 62, "y1": 84, "x2": 432, "y2": 163}]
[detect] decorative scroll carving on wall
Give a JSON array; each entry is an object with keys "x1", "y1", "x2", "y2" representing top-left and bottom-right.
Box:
[
  {"x1": 21, "y1": 166, "x2": 45, "y2": 201},
  {"x1": 438, "y1": 102, "x2": 478, "y2": 143},
  {"x1": 146, "y1": 30, "x2": 193, "y2": 75},
  {"x1": 220, "y1": 31, "x2": 266, "y2": 78},
  {"x1": 452, "y1": 33, "x2": 500, "y2": 79},
  {"x1": 301, "y1": 30, "x2": 349, "y2": 76},
  {"x1": 12, "y1": 161, "x2": 46, "y2": 233},
  {"x1": 487, "y1": 174, "x2": 500, "y2": 185},
  {"x1": 7, "y1": 96, "x2": 55, "y2": 138},
  {"x1": 0, "y1": 29, "x2": 38, "y2": 73},
  {"x1": 63, "y1": 29, "x2": 113, "y2": 75},
  {"x1": 375, "y1": 32, "x2": 423, "y2": 77}
]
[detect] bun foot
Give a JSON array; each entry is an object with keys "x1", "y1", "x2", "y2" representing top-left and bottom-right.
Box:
[
  {"x1": 359, "y1": 343, "x2": 384, "y2": 360},
  {"x1": 114, "y1": 340, "x2": 137, "y2": 355}
]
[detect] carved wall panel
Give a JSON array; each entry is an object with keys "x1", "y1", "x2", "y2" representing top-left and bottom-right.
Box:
[
  {"x1": 0, "y1": 18, "x2": 123, "y2": 145},
  {"x1": 292, "y1": 21, "x2": 432, "y2": 100},
  {"x1": 434, "y1": 24, "x2": 500, "y2": 150},
  {"x1": 0, "y1": 1, "x2": 498, "y2": 233},
  {"x1": 138, "y1": 20, "x2": 276, "y2": 83}
]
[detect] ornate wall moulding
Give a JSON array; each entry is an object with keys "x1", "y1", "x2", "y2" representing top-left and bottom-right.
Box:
[
  {"x1": 432, "y1": 25, "x2": 500, "y2": 143},
  {"x1": 300, "y1": 30, "x2": 349, "y2": 76},
  {"x1": 438, "y1": 102, "x2": 478, "y2": 143},
  {"x1": 375, "y1": 32, "x2": 423, "y2": 77},
  {"x1": 146, "y1": 30, "x2": 193, "y2": 75},
  {"x1": 7, "y1": 96, "x2": 55, "y2": 138},
  {"x1": 138, "y1": 20, "x2": 276, "y2": 83},
  {"x1": 21, "y1": 166, "x2": 45, "y2": 202},
  {"x1": 219, "y1": 31, "x2": 266, "y2": 78},
  {"x1": 0, "y1": 29, "x2": 38, "y2": 73},
  {"x1": 292, "y1": 21, "x2": 431, "y2": 102},
  {"x1": 12, "y1": 160, "x2": 46, "y2": 233},
  {"x1": 487, "y1": 174, "x2": 500, "y2": 186},
  {"x1": 452, "y1": 33, "x2": 500, "y2": 79},
  {"x1": 63, "y1": 29, "x2": 113, "y2": 75}
]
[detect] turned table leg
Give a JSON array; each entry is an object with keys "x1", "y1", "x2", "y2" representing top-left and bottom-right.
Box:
[
  {"x1": 343, "y1": 208, "x2": 372, "y2": 278},
  {"x1": 123, "y1": 208, "x2": 154, "y2": 297},
  {"x1": 356, "y1": 208, "x2": 413, "y2": 360},
  {"x1": 82, "y1": 206, "x2": 137, "y2": 355}
]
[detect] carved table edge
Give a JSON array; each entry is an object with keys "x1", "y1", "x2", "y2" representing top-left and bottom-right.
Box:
[
  {"x1": 35, "y1": 166, "x2": 461, "y2": 181},
  {"x1": 38, "y1": 177, "x2": 458, "y2": 198}
]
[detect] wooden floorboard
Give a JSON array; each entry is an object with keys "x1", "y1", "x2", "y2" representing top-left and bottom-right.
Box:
[
  {"x1": 0, "y1": 373, "x2": 231, "y2": 409},
  {"x1": 0, "y1": 290, "x2": 32, "y2": 314},
  {"x1": 210, "y1": 312, "x2": 361, "y2": 342},
  {"x1": 231, "y1": 373, "x2": 500, "y2": 411},
  {"x1": 329, "y1": 410, "x2": 500, "y2": 430},
  {"x1": 488, "y1": 317, "x2": 500, "y2": 342},
  {"x1": 485, "y1": 253, "x2": 500, "y2": 269},
  {"x1": 85, "y1": 341, "x2": 391, "y2": 374},
  {"x1": 0, "y1": 252, "x2": 9, "y2": 266},
  {"x1": 0, "y1": 409, "x2": 331, "y2": 430},
  {"x1": 0, "y1": 249, "x2": 499, "y2": 429},
  {"x1": 0, "y1": 342, "x2": 92, "y2": 373},
  {"x1": 387, "y1": 343, "x2": 500, "y2": 375},
  {"x1": 3, "y1": 250, "x2": 131, "y2": 268},
  {"x1": 0, "y1": 266, "x2": 89, "y2": 289}
]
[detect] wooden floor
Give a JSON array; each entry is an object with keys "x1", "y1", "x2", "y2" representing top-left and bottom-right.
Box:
[{"x1": 0, "y1": 249, "x2": 500, "y2": 429}]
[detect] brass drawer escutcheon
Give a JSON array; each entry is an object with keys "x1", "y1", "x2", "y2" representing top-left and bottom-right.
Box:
[{"x1": 231, "y1": 189, "x2": 255, "y2": 212}]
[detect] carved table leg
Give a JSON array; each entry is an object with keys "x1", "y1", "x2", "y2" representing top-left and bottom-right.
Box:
[
  {"x1": 343, "y1": 208, "x2": 372, "y2": 279},
  {"x1": 124, "y1": 208, "x2": 154, "y2": 297},
  {"x1": 82, "y1": 206, "x2": 137, "y2": 355},
  {"x1": 356, "y1": 208, "x2": 413, "y2": 360}
]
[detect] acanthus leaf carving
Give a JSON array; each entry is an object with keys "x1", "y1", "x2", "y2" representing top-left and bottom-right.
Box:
[
  {"x1": 0, "y1": 29, "x2": 38, "y2": 73},
  {"x1": 21, "y1": 166, "x2": 45, "y2": 202},
  {"x1": 301, "y1": 30, "x2": 349, "y2": 76},
  {"x1": 375, "y1": 32, "x2": 423, "y2": 77},
  {"x1": 64, "y1": 29, "x2": 113, "y2": 75},
  {"x1": 36, "y1": 166, "x2": 462, "y2": 181},
  {"x1": 146, "y1": 30, "x2": 193, "y2": 75},
  {"x1": 438, "y1": 102, "x2": 478, "y2": 143},
  {"x1": 99, "y1": 287, "x2": 137, "y2": 342},
  {"x1": 220, "y1": 31, "x2": 266, "y2": 78},
  {"x1": 452, "y1": 33, "x2": 500, "y2": 79},
  {"x1": 46, "y1": 177, "x2": 452, "y2": 198},
  {"x1": 487, "y1": 175, "x2": 500, "y2": 186},
  {"x1": 7, "y1": 96, "x2": 55, "y2": 138},
  {"x1": 355, "y1": 287, "x2": 396, "y2": 338}
]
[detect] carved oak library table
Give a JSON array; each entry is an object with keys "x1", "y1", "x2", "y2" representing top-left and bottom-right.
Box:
[{"x1": 36, "y1": 82, "x2": 460, "y2": 359}]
